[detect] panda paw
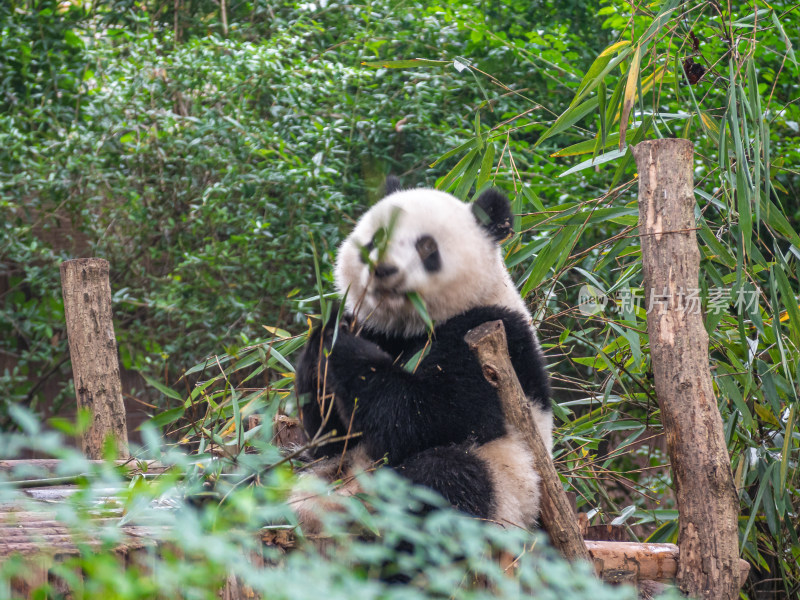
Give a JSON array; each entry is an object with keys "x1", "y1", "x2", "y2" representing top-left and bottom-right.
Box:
[{"x1": 329, "y1": 325, "x2": 392, "y2": 369}]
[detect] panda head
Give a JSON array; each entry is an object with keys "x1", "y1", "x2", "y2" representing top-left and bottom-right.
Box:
[{"x1": 335, "y1": 184, "x2": 529, "y2": 336}]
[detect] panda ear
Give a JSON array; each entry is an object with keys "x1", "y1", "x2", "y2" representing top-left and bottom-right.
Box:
[
  {"x1": 472, "y1": 189, "x2": 513, "y2": 242},
  {"x1": 383, "y1": 176, "x2": 403, "y2": 197}
]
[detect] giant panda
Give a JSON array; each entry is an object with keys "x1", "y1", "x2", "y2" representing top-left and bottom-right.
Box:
[{"x1": 294, "y1": 178, "x2": 552, "y2": 530}]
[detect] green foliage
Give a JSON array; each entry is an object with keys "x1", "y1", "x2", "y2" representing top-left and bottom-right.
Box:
[
  {"x1": 2, "y1": 0, "x2": 553, "y2": 422},
  {"x1": 354, "y1": 0, "x2": 800, "y2": 595},
  {"x1": 414, "y1": 0, "x2": 800, "y2": 596},
  {"x1": 0, "y1": 408, "x2": 660, "y2": 600},
  {"x1": 3, "y1": 0, "x2": 800, "y2": 597}
]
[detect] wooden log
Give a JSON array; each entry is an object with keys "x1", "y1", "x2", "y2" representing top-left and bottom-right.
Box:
[
  {"x1": 0, "y1": 459, "x2": 163, "y2": 479},
  {"x1": 60, "y1": 258, "x2": 129, "y2": 459},
  {"x1": 632, "y1": 139, "x2": 744, "y2": 598},
  {"x1": 465, "y1": 320, "x2": 590, "y2": 562},
  {"x1": 0, "y1": 527, "x2": 159, "y2": 556},
  {"x1": 7, "y1": 560, "x2": 80, "y2": 600},
  {"x1": 585, "y1": 541, "x2": 750, "y2": 588}
]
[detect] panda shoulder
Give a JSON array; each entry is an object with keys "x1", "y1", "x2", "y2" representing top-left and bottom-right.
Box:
[{"x1": 437, "y1": 305, "x2": 532, "y2": 338}]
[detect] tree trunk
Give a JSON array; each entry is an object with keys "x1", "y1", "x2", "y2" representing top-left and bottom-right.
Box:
[
  {"x1": 60, "y1": 258, "x2": 129, "y2": 459},
  {"x1": 632, "y1": 139, "x2": 743, "y2": 599},
  {"x1": 465, "y1": 320, "x2": 590, "y2": 562}
]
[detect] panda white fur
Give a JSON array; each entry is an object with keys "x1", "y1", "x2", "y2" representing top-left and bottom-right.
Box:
[{"x1": 295, "y1": 178, "x2": 552, "y2": 529}]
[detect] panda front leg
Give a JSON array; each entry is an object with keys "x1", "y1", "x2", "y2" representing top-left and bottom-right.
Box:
[
  {"x1": 324, "y1": 326, "x2": 451, "y2": 465},
  {"x1": 295, "y1": 314, "x2": 356, "y2": 455},
  {"x1": 325, "y1": 326, "x2": 499, "y2": 465}
]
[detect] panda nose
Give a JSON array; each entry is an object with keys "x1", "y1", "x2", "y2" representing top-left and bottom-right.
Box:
[{"x1": 373, "y1": 263, "x2": 399, "y2": 279}]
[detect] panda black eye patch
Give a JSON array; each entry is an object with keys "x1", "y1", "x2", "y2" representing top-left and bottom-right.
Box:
[
  {"x1": 415, "y1": 235, "x2": 441, "y2": 272},
  {"x1": 359, "y1": 236, "x2": 376, "y2": 264}
]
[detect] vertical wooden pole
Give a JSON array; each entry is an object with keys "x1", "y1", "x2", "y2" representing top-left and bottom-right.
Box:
[
  {"x1": 632, "y1": 139, "x2": 742, "y2": 599},
  {"x1": 60, "y1": 258, "x2": 129, "y2": 459}
]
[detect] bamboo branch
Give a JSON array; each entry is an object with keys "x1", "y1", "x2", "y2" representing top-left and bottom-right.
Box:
[{"x1": 465, "y1": 320, "x2": 590, "y2": 562}]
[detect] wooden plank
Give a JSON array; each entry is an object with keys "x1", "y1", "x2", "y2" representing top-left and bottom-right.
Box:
[{"x1": 586, "y1": 541, "x2": 750, "y2": 587}]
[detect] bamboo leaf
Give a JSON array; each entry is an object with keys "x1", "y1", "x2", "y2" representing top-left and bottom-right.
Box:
[
  {"x1": 143, "y1": 375, "x2": 183, "y2": 401},
  {"x1": 454, "y1": 150, "x2": 483, "y2": 199},
  {"x1": 231, "y1": 389, "x2": 242, "y2": 447},
  {"x1": 535, "y1": 97, "x2": 600, "y2": 148},
  {"x1": 672, "y1": 51, "x2": 683, "y2": 104},
  {"x1": 762, "y1": 196, "x2": 800, "y2": 247},
  {"x1": 403, "y1": 344, "x2": 431, "y2": 373},
  {"x1": 520, "y1": 227, "x2": 577, "y2": 296},
  {"x1": 639, "y1": 0, "x2": 679, "y2": 46},
  {"x1": 521, "y1": 186, "x2": 545, "y2": 212},
  {"x1": 611, "y1": 505, "x2": 637, "y2": 525},
  {"x1": 467, "y1": 66, "x2": 491, "y2": 108},
  {"x1": 506, "y1": 238, "x2": 549, "y2": 268},
  {"x1": 559, "y1": 148, "x2": 627, "y2": 177},
  {"x1": 768, "y1": 268, "x2": 797, "y2": 401},
  {"x1": 145, "y1": 407, "x2": 185, "y2": 429},
  {"x1": 598, "y1": 81, "x2": 607, "y2": 152},
  {"x1": 605, "y1": 71, "x2": 626, "y2": 126},
  {"x1": 771, "y1": 11, "x2": 797, "y2": 68},
  {"x1": 310, "y1": 235, "x2": 327, "y2": 320},
  {"x1": 437, "y1": 147, "x2": 479, "y2": 192},
  {"x1": 732, "y1": 8, "x2": 771, "y2": 25},
  {"x1": 698, "y1": 219, "x2": 736, "y2": 268},
  {"x1": 774, "y1": 264, "x2": 800, "y2": 349},
  {"x1": 430, "y1": 138, "x2": 478, "y2": 167},
  {"x1": 640, "y1": 64, "x2": 668, "y2": 96},
  {"x1": 609, "y1": 114, "x2": 652, "y2": 187},
  {"x1": 742, "y1": 463, "x2": 772, "y2": 547},
  {"x1": 737, "y1": 164, "x2": 752, "y2": 255},
  {"x1": 780, "y1": 405, "x2": 795, "y2": 494},
  {"x1": 553, "y1": 128, "x2": 639, "y2": 157},
  {"x1": 571, "y1": 45, "x2": 632, "y2": 108},
  {"x1": 406, "y1": 291, "x2": 434, "y2": 332},
  {"x1": 577, "y1": 41, "x2": 632, "y2": 101},
  {"x1": 619, "y1": 45, "x2": 641, "y2": 150},
  {"x1": 476, "y1": 143, "x2": 496, "y2": 190}
]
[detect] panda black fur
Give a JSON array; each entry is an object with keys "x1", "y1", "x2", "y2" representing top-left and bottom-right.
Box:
[{"x1": 294, "y1": 180, "x2": 552, "y2": 529}]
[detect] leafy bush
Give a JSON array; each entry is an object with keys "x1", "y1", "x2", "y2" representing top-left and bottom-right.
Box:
[
  {"x1": 1, "y1": 408, "x2": 671, "y2": 600},
  {"x1": 1, "y1": 0, "x2": 523, "y2": 421}
]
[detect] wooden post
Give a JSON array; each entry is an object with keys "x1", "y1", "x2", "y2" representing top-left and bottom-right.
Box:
[
  {"x1": 632, "y1": 139, "x2": 743, "y2": 598},
  {"x1": 465, "y1": 321, "x2": 590, "y2": 562},
  {"x1": 60, "y1": 259, "x2": 129, "y2": 459}
]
